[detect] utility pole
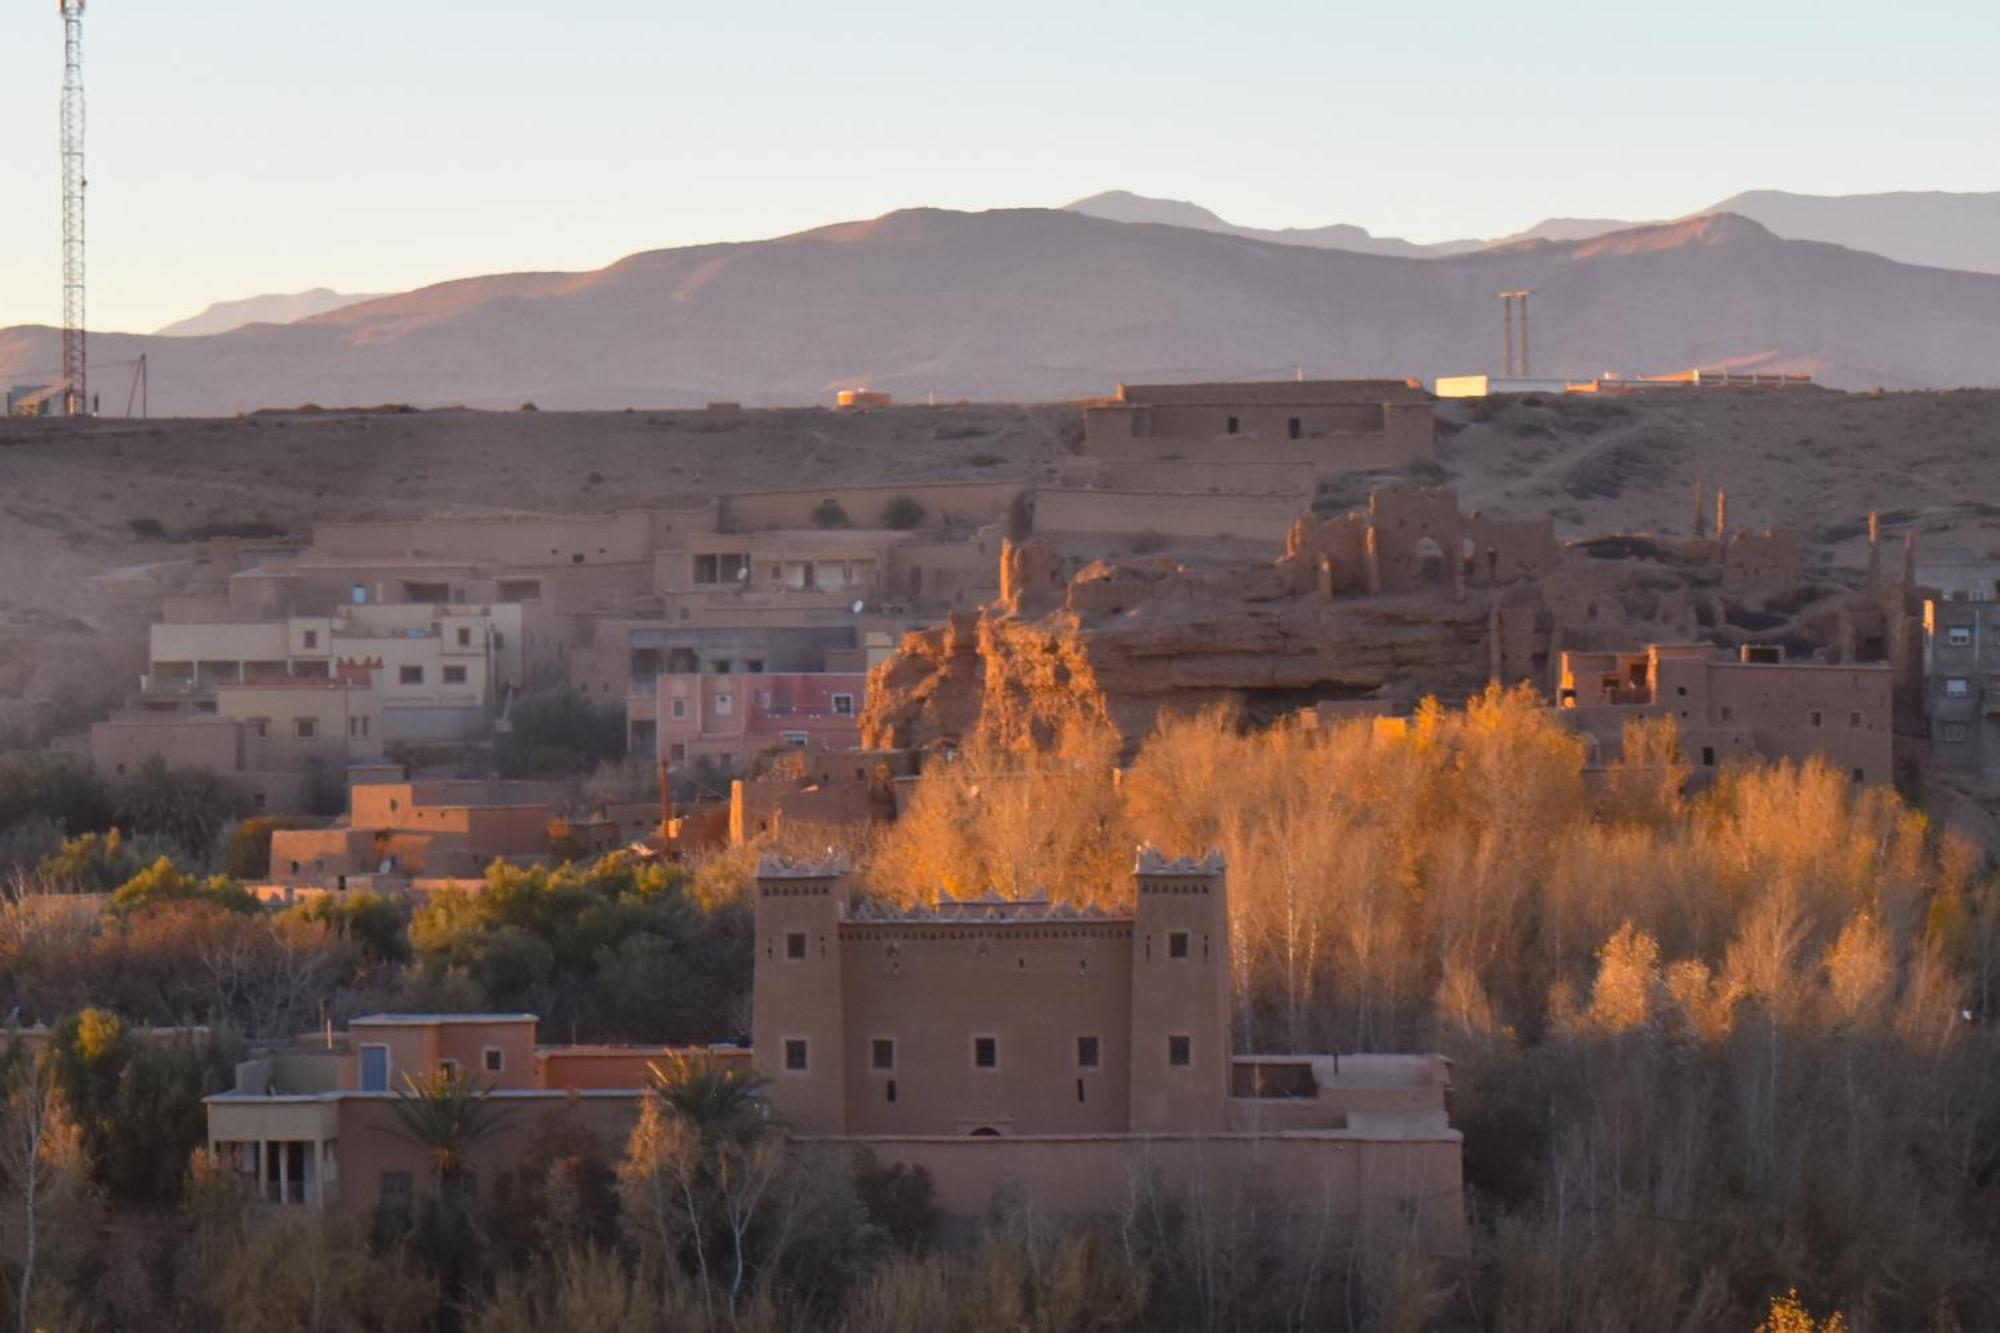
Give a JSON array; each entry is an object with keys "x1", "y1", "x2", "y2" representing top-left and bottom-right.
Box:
[
  {"x1": 1499, "y1": 293, "x2": 1514, "y2": 375},
  {"x1": 59, "y1": 1, "x2": 87, "y2": 418},
  {"x1": 1517, "y1": 289, "x2": 1532, "y2": 376}
]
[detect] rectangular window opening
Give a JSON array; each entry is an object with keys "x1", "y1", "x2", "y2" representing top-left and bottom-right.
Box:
[
  {"x1": 973, "y1": 1036, "x2": 998, "y2": 1070},
  {"x1": 1168, "y1": 1035, "x2": 1192, "y2": 1068},
  {"x1": 784, "y1": 1038, "x2": 809, "y2": 1072}
]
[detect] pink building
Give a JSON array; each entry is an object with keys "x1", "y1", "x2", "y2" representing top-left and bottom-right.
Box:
[{"x1": 650, "y1": 671, "x2": 865, "y2": 775}]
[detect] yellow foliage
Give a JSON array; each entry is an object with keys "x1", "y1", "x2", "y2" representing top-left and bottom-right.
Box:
[{"x1": 1757, "y1": 1287, "x2": 1847, "y2": 1333}]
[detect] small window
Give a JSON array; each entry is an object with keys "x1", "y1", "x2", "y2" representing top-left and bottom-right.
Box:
[
  {"x1": 293, "y1": 718, "x2": 317, "y2": 739},
  {"x1": 710, "y1": 660, "x2": 731, "y2": 675},
  {"x1": 483, "y1": 1047, "x2": 504, "y2": 1073},
  {"x1": 303, "y1": 629, "x2": 319, "y2": 649},
  {"x1": 832, "y1": 693, "x2": 855, "y2": 716},
  {"x1": 1076, "y1": 1035, "x2": 1100, "y2": 1069},
  {"x1": 1946, "y1": 678, "x2": 1970, "y2": 698},
  {"x1": 747, "y1": 659, "x2": 765, "y2": 674},
  {"x1": 1809, "y1": 710, "x2": 1823, "y2": 728},
  {"x1": 784, "y1": 1038, "x2": 809, "y2": 1072},
  {"x1": 1943, "y1": 722, "x2": 1970, "y2": 742},
  {"x1": 1167, "y1": 930, "x2": 1190, "y2": 960},
  {"x1": 1225, "y1": 416, "x2": 1239, "y2": 435},
  {"x1": 1720, "y1": 706, "x2": 1733, "y2": 722},
  {"x1": 781, "y1": 731, "x2": 809, "y2": 747},
  {"x1": 1168, "y1": 1035, "x2": 1192, "y2": 1068},
  {"x1": 871, "y1": 1038, "x2": 896, "y2": 1071},
  {"x1": 456, "y1": 627, "x2": 471, "y2": 647},
  {"x1": 399, "y1": 665, "x2": 424, "y2": 685},
  {"x1": 785, "y1": 931, "x2": 807, "y2": 960},
  {"x1": 886, "y1": 1079, "x2": 897, "y2": 1103},
  {"x1": 973, "y1": 1036, "x2": 998, "y2": 1069},
  {"x1": 438, "y1": 1058, "x2": 460, "y2": 1081},
  {"x1": 1701, "y1": 746, "x2": 1716, "y2": 767},
  {"x1": 443, "y1": 665, "x2": 468, "y2": 685},
  {"x1": 359, "y1": 1045, "x2": 390, "y2": 1092},
  {"x1": 1286, "y1": 417, "x2": 1301, "y2": 440},
  {"x1": 379, "y1": 1170, "x2": 413, "y2": 1212},
  {"x1": 671, "y1": 698, "x2": 687, "y2": 719},
  {"x1": 1852, "y1": 768, "x2": 1865, "y2": 784},
  {"x1": 1848, "y1": 711, "x2": 1861, "y2": 727},
  {"x1": 252, "y1": 792, "x2": 266, "y2": 811},
  {"x1": 1948, "y1": 626, "x2": 1973, "y2": 647},
  {"x1": 715, "y1": 693, "x2": 733, "y2": 716},
  {"x1": 253, "y1": 719, "x2": 270, "y2": 738}
]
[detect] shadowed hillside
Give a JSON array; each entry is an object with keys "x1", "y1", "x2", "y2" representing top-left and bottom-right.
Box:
[{"x1": 6, "y1": 209, "x2": 2000, "y2": 414}]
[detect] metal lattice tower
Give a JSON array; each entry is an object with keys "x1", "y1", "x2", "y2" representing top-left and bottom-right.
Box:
[{"x1": 59, "y1": 0, "x2": 87, "y2": 417}]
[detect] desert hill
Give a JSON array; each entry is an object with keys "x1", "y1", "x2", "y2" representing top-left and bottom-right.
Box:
[
  {"x1": 6, "y1": 387, "x2": 2000, "y2": 741},
  {"x1": 5, "y1": 208, "x2": 2000, "y2": 414}
]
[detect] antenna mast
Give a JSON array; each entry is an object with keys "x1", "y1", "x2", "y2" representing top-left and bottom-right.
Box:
[{"x1": 59, "y1": 0, "x2": 87, "y2": 417}]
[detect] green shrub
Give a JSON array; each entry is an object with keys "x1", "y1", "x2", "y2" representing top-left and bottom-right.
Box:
[
  {"x1": 880, "y1": 495, "x2": 926, "y2": 530},
  {"x1": 810, "y1": 498, "x2": 852, "y2": 528}
]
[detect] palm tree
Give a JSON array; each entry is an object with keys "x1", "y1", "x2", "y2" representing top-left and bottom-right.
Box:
[
  {"x1": 646, "y1": 1051, "x2": 777, "y2": 1149},
  {"x1": 383, "y1": 1068, "x2": 516, "y2": 1194}
]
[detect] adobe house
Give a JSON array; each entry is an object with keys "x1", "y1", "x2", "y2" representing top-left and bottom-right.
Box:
[
  {"x1": 206, "y1": 851, "x2": 1465, "y2": 1251},
  {"x1": 1082, "y1": 379, "x2": 1436, "y2": 476},
  {"x1": 646, "y1": 669, "x2": 867, "y2": 775},
  {"x1": 266, "y1": 779, "x2": 565, "y2": 888},
  {"x1": 1558, "y1": 643, "x2": 1894, "y2": 784}
]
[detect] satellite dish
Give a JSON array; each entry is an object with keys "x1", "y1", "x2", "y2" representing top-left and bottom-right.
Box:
[{"x1": 851, "y1": 600, "x2": 865, "y2": 615}]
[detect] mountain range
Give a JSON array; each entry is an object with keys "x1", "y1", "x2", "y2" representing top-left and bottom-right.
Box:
[
  {"x1": 153, "y1": 288, "x2": 383, "y2": 338},
  {"x1": 7, "y1": 191, "x2": 2000, "y2": 415},
  {"x1": 1068, "y1": 188, "x2": 2000, "y2": 275}
]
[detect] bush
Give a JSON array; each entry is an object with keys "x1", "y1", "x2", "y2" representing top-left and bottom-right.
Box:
[
  {"x1": 223, "y1": 815, "x2": 324, "y2": 881},
  {"x1": 879, "y1": 495, "x2": 926, "y2": 530},
  {"x1": 35, "y1": 828, "x2": 146, "y2": 893},
  {"x1": 810, "y1": 498, "x2": 852, "y2": 528},
  {"x1": 115, "y1": 756, "x2": 249, "y2": 863},
  {"x1": 110, "y1": 856, "x2": 258, "y2": 916},
  {"x1": 495, "y1": 688, "x2": 627, "y2": 777},
  {"x1": 0, "y1": 753, "x2": 115, "y2": 837}
]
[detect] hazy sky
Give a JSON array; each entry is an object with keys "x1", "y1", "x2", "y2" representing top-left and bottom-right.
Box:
[{"x1": 1, "y1": 0, "x2": 1995, "y2": 334}]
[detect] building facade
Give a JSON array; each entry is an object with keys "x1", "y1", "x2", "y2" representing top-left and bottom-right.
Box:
[
  {"x1": 207, "y1": 851, "x2": 1465, "y2": 1250},
  {"x1": 1558, "y1": 644, "x2": 1894, "y2": 783}
]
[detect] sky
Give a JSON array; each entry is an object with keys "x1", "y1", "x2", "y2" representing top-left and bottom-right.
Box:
[{"x1": 0, "y1": 0, "x2": 1996, "y2": 335}]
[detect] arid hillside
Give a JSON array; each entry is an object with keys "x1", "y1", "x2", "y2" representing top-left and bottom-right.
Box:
[
  {"x1": 7, "y1": 209, "x2": 2000, "y2": 415},
  {"x1": 0, "y1": 387, "x2": 1995, "y2": 739},
  {"x1": 0, "y1": 403, "x2": 1075, "y2": 735}
]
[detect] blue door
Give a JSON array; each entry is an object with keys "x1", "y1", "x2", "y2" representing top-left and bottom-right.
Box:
[{"x1": 359, "y1": 1045, "x2": 389, "y2": 1092}]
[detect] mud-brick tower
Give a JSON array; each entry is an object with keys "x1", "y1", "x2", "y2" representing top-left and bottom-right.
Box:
[
  {"x1": 752, "y1": 853, "x2": 849, "y2": 1132},
  {"x1": 1128, "y1": 848, "x2": 1232, "y2": 1132}
]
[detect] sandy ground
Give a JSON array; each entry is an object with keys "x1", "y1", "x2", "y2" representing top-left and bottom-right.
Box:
[{"x1": 2, "y1": 388, "x2": 1996, "y2": 740}]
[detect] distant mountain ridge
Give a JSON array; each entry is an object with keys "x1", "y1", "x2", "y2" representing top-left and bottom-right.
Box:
[
  {"x1": 1065, "y1": 188, "x2": 2000, "y2": 273},
  {"x1": 154, "y1": 288, "x2": 383, "y2": 337},
  {"x1": 7, "y1": 205, "x2": 2000, "y2": 415}
]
